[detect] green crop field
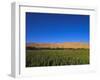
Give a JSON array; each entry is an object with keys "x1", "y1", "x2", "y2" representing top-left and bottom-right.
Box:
[{"x1": 26, "y1": 49, "x2": 89, "y2": 67}]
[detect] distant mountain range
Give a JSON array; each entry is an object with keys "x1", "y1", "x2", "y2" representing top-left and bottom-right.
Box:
[{"x1": 26, "y1": 42, "x2": 89, "y2": 49}]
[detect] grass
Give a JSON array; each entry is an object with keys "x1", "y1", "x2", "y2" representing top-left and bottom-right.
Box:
[{"x1": 26, "y1": 49, "x2": 89, "y2": 67}]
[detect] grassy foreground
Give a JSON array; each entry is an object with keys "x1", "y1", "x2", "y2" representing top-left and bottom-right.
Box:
[{"x1": 26, "y1": 49, "x2": 89, "y2": 67}]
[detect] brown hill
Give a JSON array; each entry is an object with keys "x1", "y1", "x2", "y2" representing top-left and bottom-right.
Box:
[{"x1": 26, "y1": 42, "x2": 89, "y2": 49}]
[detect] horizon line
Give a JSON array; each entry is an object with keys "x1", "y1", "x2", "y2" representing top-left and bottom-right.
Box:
[{"x1": 26, "y1": 41, "x2": 89, "y2": 44}]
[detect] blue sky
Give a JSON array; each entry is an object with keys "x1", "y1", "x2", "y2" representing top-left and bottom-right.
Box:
[{"x1": 26, "y1": 12, "x2": 89, "y2": 43}]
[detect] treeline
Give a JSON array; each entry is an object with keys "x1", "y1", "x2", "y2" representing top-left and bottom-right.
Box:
[{"x1": 26, "y1": 47, "x2": 89, "y2": 50}]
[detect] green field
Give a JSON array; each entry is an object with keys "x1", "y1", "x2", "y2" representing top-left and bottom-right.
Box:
[{"x1": 26, "y1": 49, "x2": 89, "y2": 67}]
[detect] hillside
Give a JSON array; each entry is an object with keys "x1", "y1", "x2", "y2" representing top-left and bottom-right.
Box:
[{"x1": 26, "y1": 42, "x2": 89, "y2": 49}]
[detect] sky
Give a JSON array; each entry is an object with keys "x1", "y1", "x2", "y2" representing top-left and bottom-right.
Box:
[{"x1": 26, "y1": 12, "x2": 89, "y2": 43}]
